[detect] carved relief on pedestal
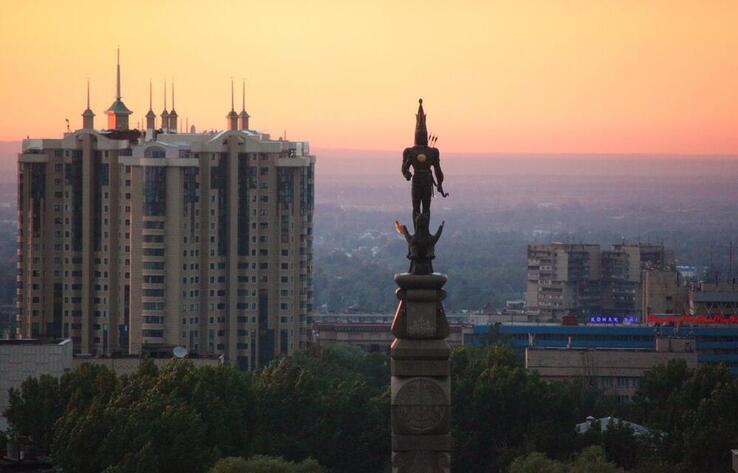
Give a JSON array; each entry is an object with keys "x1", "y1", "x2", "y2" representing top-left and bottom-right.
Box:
[{"x1": 392, "y1": 377, "x2": 450, "y2": 435}]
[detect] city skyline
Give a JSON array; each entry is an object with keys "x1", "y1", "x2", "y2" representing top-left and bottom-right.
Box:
[{"x1": 2, "y1": 0, "x2": 738, "y2": 155}]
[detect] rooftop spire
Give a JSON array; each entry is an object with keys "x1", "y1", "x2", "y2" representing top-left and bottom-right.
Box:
[
  {"x1": 105, "y1": 48, "x2": 132, "y2": 131},
  {"x1": 161, "y1": 80, "x2": 170, "y2": 132},
  {"x1": 145, "y1": 80, "x2": 156, "y2": 130},
  {"x1": 169, "y1": 80, "x2": 178, "y2": 133},
  {"x1": 116, "y1": 47, "x2": 121, "y2": 100},
  {"x1": 82, "y1": 79, "x2": 95, "y2": 129},
  {"x1": 227, "y1": 79, "x2": 239, "y2": 131},
  {"x1": 238, "y1": 79, "x2": 250, "y2": 131}
]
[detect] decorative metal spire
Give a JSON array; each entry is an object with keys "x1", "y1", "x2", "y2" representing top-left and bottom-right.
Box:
[
  {"x1": 145, "y1": 80, "x2": 156, "y2": 130},
  {"x1": 227, "y1": 79, "x2": 239, "y2": 131},
  {"x1": 161, "y1": 80, "x2": 170, "y2": 132},
  {"x1": 116, "y1": 47, "x2": 121, "y2": 100},
  {"x1": 105, "y1": 48, "x2": 132, "y2": 130},
  {"x1": 82, "y1": 79, "x2": 95, "y2": 129},
  {"x1": 169, "y1": 80, "x2": 178, "y2": 133},
  {"x1": 239, "y1": 78, "x2": 250, "y2": 130}
]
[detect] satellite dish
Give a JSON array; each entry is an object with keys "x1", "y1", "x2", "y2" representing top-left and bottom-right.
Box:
[{"x1": 173, "y1": 346, "x2": 189, "y2": 359}]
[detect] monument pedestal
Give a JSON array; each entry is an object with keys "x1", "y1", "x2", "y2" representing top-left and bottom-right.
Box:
[{"x1": 391, "y1": 272, "x2": 451, "y2": 473}]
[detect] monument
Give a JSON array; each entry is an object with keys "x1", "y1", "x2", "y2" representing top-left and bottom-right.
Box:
[{"x1": 391, "y1": 99, "x2": 451, "y2": 472}]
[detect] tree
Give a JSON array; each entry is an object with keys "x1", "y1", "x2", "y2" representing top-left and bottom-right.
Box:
[
  {"x1": 210, "y1": 456, "x2": 325, "y2": 473},
  {"x1": 51, "y1": 362, "x2": 254, "y2": 473},
  {"x1": 451, "y1": 346, "x2": 593, "y2": 472},
  {"x1": 253, "y1": 345, "x2": 389, "y2": 473},
  {"x1": 569, "y1": 446, "x2": 623, "y2": 473},
  {"x1": 508, "y1": 452, "x2": 566, "y2": 473},
  {"x1": 4, "y1": 363, "x2": 118, "y2": 453}
]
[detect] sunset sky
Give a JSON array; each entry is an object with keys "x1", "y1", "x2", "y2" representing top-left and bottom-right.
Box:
[{"x1": 0, "y1": 0, "x2": 737, "y2": 155}]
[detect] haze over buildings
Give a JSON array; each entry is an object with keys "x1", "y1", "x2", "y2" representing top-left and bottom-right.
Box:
[{"x1": 16, "y1": 53, "x2": 315, "y2": 369}]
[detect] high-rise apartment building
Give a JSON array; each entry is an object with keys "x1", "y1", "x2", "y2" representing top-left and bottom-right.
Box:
[
  {"x1": 527, "y1": 243, "x2": 674, "y2": 321},
  {"x1": 17, "y1": 53, "x2": 315, "y2": 370},
  {"x1": 526, "y1": 243, "x2": 602, "y2": 320}
]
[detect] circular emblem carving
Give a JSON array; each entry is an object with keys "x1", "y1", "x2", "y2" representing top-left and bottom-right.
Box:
[
  {"x1": 394, "y1": 378, "x2": 448, "y2": 433},
  {"x1": 417, "y1": 153, "x2": 427, "y2": 163}
]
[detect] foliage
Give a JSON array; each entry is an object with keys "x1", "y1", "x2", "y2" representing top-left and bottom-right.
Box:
[
  {"x1": 210, "y1": 455, "x2": 325, "y2": 473},
  {"x1": 630, "y1": 360, "x2": 738, "y2": 473},
  {"x1": 569, "y1": 446, "x2": 623, "y2": 473},
  {"x1": 5, "y1": 345, "x2": 738, "y2": 473},
  {"x1": 252, "y1": 345, "x2": 389, "y2": 473},
  {"x1": 508, "y1": 452, "x2": 566, "y2": 473},
  {"x1": 51, "y1": 361, "x2": 253, "y2": 473},
  {"x1": 509, "y1": 447, "x2": 622, "y2": 473},
  {"x1": 3, "y1": 363, "x2": 117, "y2": 453},
  {"x1": 450, "y1": 346, "x2": 602, "y2": 472}
]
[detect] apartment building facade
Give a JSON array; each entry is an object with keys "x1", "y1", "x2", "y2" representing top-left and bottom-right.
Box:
[
  {"x1": 17, "y1": 56, "x2": 314, "y2": 370},
  {"x1": 527, "y1": 243, "x2": 674, "y2": 321}
]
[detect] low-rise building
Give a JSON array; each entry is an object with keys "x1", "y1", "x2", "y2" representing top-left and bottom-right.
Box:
[
  {"x1": 526, "y1": 337, "x2": 697, "y2": 400},
  {"x1": 468, "y1": 323, "x2": 738, "y2": 376}
]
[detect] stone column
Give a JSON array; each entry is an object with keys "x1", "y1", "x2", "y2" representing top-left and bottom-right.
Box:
[{"x1": 391, "y1": 272, "x2": 451, "y2": 473}]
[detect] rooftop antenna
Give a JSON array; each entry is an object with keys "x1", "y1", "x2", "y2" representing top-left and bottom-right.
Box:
[
  {"x1": 148, "y1": 79, "x2": 152, "y2": 111},
  {"x1": 86, "y1": 78, "x2": 90, "y2": 109},
  {"x1": 241, "y1": 78, "x2": 246, "y2": 112},
  {"x1": 230, "y1": 78, "x2": 235, "y2": 112},
  {"x1": 163, "y1": 80, "x2": 167, "y2": 110}
]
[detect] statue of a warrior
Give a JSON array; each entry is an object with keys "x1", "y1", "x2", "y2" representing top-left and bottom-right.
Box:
[{"x1": 401, "y1": 99, "x2": 447, "y2": 225}]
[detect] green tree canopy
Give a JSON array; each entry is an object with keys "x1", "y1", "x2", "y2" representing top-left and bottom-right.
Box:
[{"x1": 210, "y1": 455, "x2": 325, "y2": 473}]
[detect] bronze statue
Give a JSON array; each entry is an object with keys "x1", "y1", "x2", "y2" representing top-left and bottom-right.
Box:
[
  {"x1": 401, "y1": 99, "x2": 446, "y2": 224},
  {"x1": 395, "y1": 214, "x2": 444, "y2": 275}
]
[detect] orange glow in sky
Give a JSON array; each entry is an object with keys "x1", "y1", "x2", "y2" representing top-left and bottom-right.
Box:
[{"x1": 0, "y1": 0, "x2": 737, "y2": 155}]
